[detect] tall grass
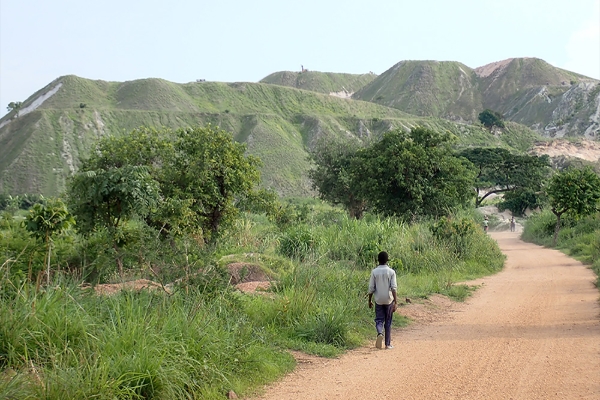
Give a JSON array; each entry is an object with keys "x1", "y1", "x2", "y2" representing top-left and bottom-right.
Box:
[
  {"x1": 522, "y1": 210, "x2": 600, "y2": 287},
  {"x1": 1, "y1": 206, "x2": 505, "y2": 398},
  {"x1": 0, "y1": 281, "x2": 294, "y2": 399}
]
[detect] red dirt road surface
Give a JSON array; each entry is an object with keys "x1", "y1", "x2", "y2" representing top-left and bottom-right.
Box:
[{"x1": 252, "y1": 232, "x2": 600, "y2": 399}]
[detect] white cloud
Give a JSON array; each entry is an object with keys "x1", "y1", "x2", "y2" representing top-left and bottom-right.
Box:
[{"x1": 562, "y1": 2, "x2": 600, "y2": 79}]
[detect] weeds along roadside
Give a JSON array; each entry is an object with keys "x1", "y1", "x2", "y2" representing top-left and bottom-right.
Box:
[
  {"x1": 522, "y1": 209, "x2": 600, "y2": 288},
  {"x1": 1, "y1": 207, "x2": 504, "y2": 399}
]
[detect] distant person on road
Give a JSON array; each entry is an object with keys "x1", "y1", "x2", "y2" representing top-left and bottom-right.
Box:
[
  {"x1": 510, "y1": 217, "x2": 516, "y2": 232},
  {"x1": 483, "y1": 216, "x2": 489, "y2": 233},
  {"x1": 368, "y1": 251, "x2": 398, "y2": 350}
]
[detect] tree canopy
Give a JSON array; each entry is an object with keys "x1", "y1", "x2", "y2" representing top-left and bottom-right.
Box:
[
  {"x1": 7, "y1": 101, "x2": 23, "y2": 117},
  {"x1": 353, "y1": 127, "x2": 476, "y2": 219},
  {"x1": 309, "y1": 136, "x2": 367, "y2": 219},
  {"x1": 478, "y1": 109, "x2": 505, "y2": 129},
  {"x1": 67, "y1": 125, "x2": 262, "y2": 246},
  {"x1": 24, "y1": 198, "x2": 75, "y2": 284},
  {"x1": 310, "y1": 127, "x2": 476, "y2": 220},
  {"x1": 459, "y1": 147, "x2": 550, "y2": 208},
  {"x1": 546, "y1": 167, "x2": 600, "y2": 245}
]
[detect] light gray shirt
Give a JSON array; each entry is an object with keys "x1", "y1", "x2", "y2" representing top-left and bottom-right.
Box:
[{"x1": 368, "y1": 265, "x2": 397, "y2": 305}]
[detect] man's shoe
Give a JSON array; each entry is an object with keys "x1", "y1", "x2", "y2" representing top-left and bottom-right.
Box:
[
  {"x1": 386, "y1": 345, "x2": 394, "y2": 349},
  {"x1": 375, "y1": 334, "x2": 383, "y2": 349}
]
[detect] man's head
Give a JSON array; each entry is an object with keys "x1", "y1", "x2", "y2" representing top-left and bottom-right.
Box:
[{"x1": 378, "y1": 251, "x2": 389, "y2": 265}]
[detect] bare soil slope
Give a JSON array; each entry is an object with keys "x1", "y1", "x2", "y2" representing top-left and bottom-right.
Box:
[{"x1": 252, "y1": 232, "x2": 600, "y2": 399}]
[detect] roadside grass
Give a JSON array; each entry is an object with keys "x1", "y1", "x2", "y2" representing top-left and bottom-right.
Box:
[
  {"x1": 522, "y1": 210, "x2": 600, "y2": 287},
  {"x1": 1, "y1": 207, "x2": 505, "y2": 399}
]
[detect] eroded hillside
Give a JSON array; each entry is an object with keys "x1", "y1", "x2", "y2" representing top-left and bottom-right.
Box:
[
  {"x1": 0, "y1": 74, "x2": 541, "y2": 196},
  {"x1": 352, "y1": 58, "x2": 600, "y2": 138}
]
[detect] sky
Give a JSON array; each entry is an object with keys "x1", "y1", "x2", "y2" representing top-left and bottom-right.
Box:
[{"x1": 1, "y1": 0, "x2": 599, "y2": 117}]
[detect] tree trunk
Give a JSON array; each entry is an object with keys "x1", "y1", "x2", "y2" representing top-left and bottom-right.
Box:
[
  {"x1": 553, "y1": 212, "x2": 562, "y2": 247},
  {"x1": 113, "y1": 242, "x2": 124, "y2": 278}
]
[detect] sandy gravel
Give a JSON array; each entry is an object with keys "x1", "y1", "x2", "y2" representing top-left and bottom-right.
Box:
[{"x1": 252, "y1": 232, "x2": 600, "y2": 399}]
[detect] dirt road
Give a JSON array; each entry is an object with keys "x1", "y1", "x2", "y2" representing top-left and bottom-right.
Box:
[{"x1": 253, "y1": 232, "x2": 600, "y2": 399}]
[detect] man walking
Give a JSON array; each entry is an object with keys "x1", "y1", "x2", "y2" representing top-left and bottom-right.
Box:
[{"x1": 368, "y1": 251, "x2": 398, "y2": 349}]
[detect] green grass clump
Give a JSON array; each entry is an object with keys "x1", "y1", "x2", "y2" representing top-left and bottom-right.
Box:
[{"x1": 0, "y1": 283, "x2": 294, "y2": 399}]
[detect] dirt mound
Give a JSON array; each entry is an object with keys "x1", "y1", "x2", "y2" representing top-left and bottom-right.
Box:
[
  {"x1": 227, "y1": 262, "x2": 272, "y2": 293},
  {"x1": 89, "y1": 263, "x2": 272, "y2": 296},
  {"x1": 93, "y1": 279, "x2": 168, "y2": 295}
]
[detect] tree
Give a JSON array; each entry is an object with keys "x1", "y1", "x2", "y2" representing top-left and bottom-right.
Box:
[
  {"x1": 546, "y1": 167, "x2": 600, "y2": 246},
  {"x1": 165, "y1": 125, "x2": 261, "y2": 242},
  {"x1": 7, "y1": 101, "x2": 23, "y2": 117},
  {"x1": 68, "y1": 125, "x2": 262, "y2": 247},
  {"x1": 478, "y1": 109, "x2": 505, "y2": 129},
  {"x1": 67, "y1": 165, "x2": 160, "y2": 274},
  {"x1": 309, "y1": 136, "x2": 367, "y2": 219},
  {"x1": 24, "y1": 198, "x2": 75, "y2": 284},
  {"x1": 459, "y1": 148, "x2": 550, "y2": 207},
  {"x1": 498, "y1": 188, "x2": 545, "y2": 217},
  {"x1": 352, "y1": 127, "x2": 476, "y2": 219}
]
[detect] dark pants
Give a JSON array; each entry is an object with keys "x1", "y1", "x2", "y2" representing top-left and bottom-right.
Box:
[{"x1": 375, "y1": 303, "x2": 394, "y2": 347}]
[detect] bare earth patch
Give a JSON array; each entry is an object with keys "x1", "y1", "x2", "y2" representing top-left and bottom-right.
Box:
[
  {"x1": 531, "y1": 139, "x2": 600, "y2": 162},
  {"x1": 227, "y1": 262, "x2": 272, "y2": 293},
  {"x1": 93, "y1": 279, "x2": 167, "y2": 295}
]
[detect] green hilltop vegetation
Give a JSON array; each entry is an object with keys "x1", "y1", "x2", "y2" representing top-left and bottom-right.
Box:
[
  {"x1": 0, "y1": 73, "x2": 542, "y2": 197},
  {"x1": 353, "y1": 58, "x2": 600, "y2": 137},
  {"x1": 260, "y1": 70, "x2": 377, "y2": 94},
  {"x1": 353, "y1": 60, "x2": 482, "y2": 120}
]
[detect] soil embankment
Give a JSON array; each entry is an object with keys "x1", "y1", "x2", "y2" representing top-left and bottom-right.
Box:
[{"x1": 252, "y1": 232, "x2": 600, "y2": 399}]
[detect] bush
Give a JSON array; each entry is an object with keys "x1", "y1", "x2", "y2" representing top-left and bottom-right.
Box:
[{"x1": 278, "y1": 225, "x2": 317, "y2": 260}]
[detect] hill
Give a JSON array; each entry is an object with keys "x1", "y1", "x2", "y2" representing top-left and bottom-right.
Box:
[
  {"x1": 352, "y1": 60, "x2": 481, "y2": 121},
  {"x1": 0, "y1": 75, "x2": 541, "y2": 196},
  {"x1": 260, "y1": 70, "x2": 377, "y2": 97},
  {"x1": 352, "y1": 58, "x2": 600, "y2": 138}
]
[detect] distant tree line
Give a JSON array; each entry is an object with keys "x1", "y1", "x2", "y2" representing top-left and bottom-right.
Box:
[
  {"x1": 309, "y1": 126, "x2": 600, "y2": 237},
  {"x1": 309, "y1": 126, "x2": 553, "y2": 220}
]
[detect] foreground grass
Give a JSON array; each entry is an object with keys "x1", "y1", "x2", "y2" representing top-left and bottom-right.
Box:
[{"x1": 1, "y1": 210, "x2": 505, "y2": 399}]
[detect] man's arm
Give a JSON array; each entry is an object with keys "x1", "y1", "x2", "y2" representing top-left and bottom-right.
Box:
[
  {"x1": 368, "y1": 272, "x2": 375, "y2": 308},
  {"x1": 390, "y1": 271, "x2": 398, "y2": 312}
]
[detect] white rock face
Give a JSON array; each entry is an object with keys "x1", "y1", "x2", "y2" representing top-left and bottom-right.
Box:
[{"x1": 0, "y1": 82, "x2": 63, "y2": 129}]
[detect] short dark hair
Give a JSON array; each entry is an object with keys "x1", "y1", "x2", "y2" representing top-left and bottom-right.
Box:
[{"x1": 378, "y1": 251, "x2": 389, "y2": 264}]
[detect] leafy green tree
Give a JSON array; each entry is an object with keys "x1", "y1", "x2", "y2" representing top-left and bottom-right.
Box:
[
  {"x1": 353, "y1": 127, "x2": 476, "y2": 219},
  {"x1": 7, "y1": 101, "x2": 23, "y2": 117},
  {"x1": 459, "y1": 148, "x2": 550, "y2": 207},
  {"x1": 478, "y1": 109, "x2": 505, "y2": 129},
  {"x1": 24, "y1": 198, "x2": 75, "y2": 284},
  {"x1": 68, "y1": 125, "x2": 262, "y2": 248},
  {"x1": 165, "y1": 125, "x2": 261, "y2": 242},
  {"x1": 67, "y1": 165, "x2": 160, "y2": 274},
  {"x1": 309, "y1": 136, "x2": 367, "y2": 219},
  {"x1": 546, "y1": 167, "x2": 600, "y2": 246},
  {"x1": 498, "y1": 188, "x2": 545, "y2": 216}
]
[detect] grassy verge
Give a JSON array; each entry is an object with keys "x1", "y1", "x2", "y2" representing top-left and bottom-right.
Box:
[{"x1": 522, "y1": 210, "x2": 600, "y2": 287}]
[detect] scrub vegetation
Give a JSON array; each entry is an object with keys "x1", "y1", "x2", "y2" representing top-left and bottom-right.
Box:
[
  {"x1": 0, "y1": 122, "x2": 509, "y2": 399},
  {"x1": 0, "y1": 204, "x2": 504, "y2": 399}
]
